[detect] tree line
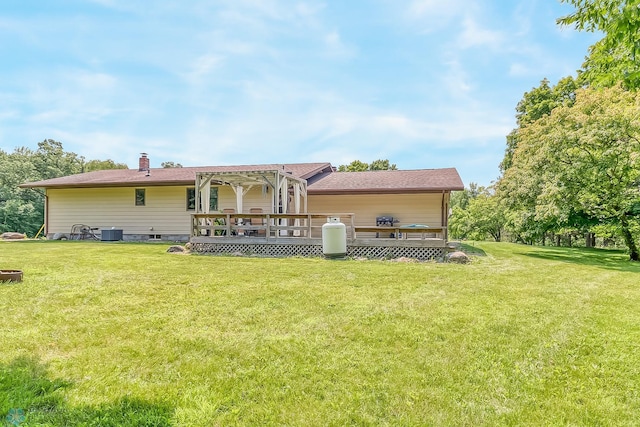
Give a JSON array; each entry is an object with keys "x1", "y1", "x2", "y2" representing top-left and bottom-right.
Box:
[
  {"x1": 450, "y1": 0, "x2": 640, "y2": 261},
  {"x1": 0, "y1": 139, "x2": 127, "y2": 236}
]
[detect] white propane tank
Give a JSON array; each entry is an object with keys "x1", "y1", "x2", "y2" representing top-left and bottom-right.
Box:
[{"x1": 322, "y1": 216, "x2": 347, "y2": 258}]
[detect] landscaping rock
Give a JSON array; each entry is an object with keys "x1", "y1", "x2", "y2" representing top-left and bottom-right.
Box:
[
  {"x1": 1, "y1": 232, "x2": 26, "y2": 240},
  {"x1": 446, "y1": 251, "x2": 471, "y2": 264},
  {"x1": 51, "y1": 233, "x2": 68, "y2": 240},
  {"x1": 167, "y1": 245, "x2": 187, "y2": 253},
  {"x1": 446, "y1": 241, "x2": 461, "y2": 250}
]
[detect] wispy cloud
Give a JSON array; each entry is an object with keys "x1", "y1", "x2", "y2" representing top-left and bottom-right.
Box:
[
  {"x1": 441, "y1": 58, "x2": 473, "y2": 97},
  {"x1": 183, "y1": 54, "x2": 225, "y2": 84},
  {"x1": 323, "y1": 30, "x2": 354, "y2": 58},
  {"x1": 407, "y1": 0, "x2": 464, "y2": 25},
  {"x1": 456, "y1": 16, "x2": 505, "y2": 50}
]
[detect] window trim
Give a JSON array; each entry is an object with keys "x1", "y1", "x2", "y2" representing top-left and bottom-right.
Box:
[
  {"x1": 186, "y1": 188, "x2": 196, "y2": 211},
  {"x1": 135, "y1": 188, "x2": 146, "y2": 206},
  {"x1": 186, "y1": 187, "x2": 218, "y2": 211}
]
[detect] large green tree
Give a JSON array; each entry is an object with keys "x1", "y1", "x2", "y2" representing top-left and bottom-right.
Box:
[
  {"x1": 499, "y1": 85, "x2": 640, "y2": 260},
  {"x1": 31, "y1": 139, "x2": 84, "y2": 180},
  {"x1": 559, "y1": 0, "x2": 640, "y2": 89},
  {"x1": 501, "y1": 77, "x2": 579, "y2": 172}
]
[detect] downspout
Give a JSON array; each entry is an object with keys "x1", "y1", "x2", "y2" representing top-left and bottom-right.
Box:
[
  {"x1": 44, "y1": 191, "x2": 49, "y2": 238},
  {"x1": 441, "y1": 191, "x2": 447, "y2": 241}
]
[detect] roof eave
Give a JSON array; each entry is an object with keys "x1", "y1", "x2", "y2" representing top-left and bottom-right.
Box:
[
  {"x1": 308, "y1": 187, "x2": 462, "y2": 195},
  {"x1": 298, "y1": 162, "x2": 333, "y2": 180},
  {"x1": 19, "y1": 180, "x2": 197, "y2": 189}
]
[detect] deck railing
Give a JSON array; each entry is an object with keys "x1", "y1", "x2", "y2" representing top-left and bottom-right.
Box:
[
  {"x1": 191, "y1": 213, "x2": 445, "y2": 241},
  {"x1": 192, "y1": 213, "x2": 357, "y2": 239},
  {"x1": 353, "y1": 225, "x2": 444, "y2": 240}
]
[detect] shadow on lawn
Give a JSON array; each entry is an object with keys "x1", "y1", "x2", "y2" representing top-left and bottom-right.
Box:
[
  {"x1": 524, "y1": 246, "x2": 640, "y2": 272},
  {"x1": 0, "y1": 356, "x2": 174, "y2": 426}
]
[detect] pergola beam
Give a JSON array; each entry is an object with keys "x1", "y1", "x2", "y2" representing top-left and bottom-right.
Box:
[{"x1": 195, "y1": 169, "x2": 308, "y2": 215}]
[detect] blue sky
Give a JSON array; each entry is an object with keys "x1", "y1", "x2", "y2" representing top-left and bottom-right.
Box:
[{"x1": 0, "y1": 0, "x2": 601, "y2": 186}]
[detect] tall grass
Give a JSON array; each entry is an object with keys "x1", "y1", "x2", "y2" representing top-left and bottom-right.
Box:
[{"x1": 1, "y1": 241, "x2": 639, "y2": 425}]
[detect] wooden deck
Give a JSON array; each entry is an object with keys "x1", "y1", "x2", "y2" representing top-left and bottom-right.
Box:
[
  {"x1": 191, "y1": 213, "x2": 444, "y2": 241},
  {"x1": 190, "y1": 213, "x2": 447, "y2": 260}
]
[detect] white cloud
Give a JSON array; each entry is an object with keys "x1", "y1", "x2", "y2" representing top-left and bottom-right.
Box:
[
  {"x1": 442, "y1": 58, "x2": 473, "y2": 97},
  {"x1": 86, "y1": 0, "x2": 119, "y2": 8},
  {"x1": 323, "y1": 30, "x2": 353, "y2": 58},
  {"x1": 408, "y1": 0, "x2": 463, "y2": 21},
  {"x1": 183, "y1": 54, "x2": 224, "y2": 84},
  {"x1": 295, "y1": 2, "x2": 327, "y2": 21},
  {"x1": 509, "y1": 62, "x2": 532, "y2": 77},
  {"x1": 456, "y1": 16, "x2": 504, "y2": 50},
  {"x1": 23, "y1": 70, "x2": 121, "y2": 123},
  {"x1": 75, "y1": 71, "x2": 118, "y2": 90},
  {"x1": 512, "y1": 0, "x2": 534, "y2": 37}
]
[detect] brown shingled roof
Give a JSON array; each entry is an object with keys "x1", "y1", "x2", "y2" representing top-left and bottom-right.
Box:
[
  {"x1": 21, "y1": 162, "x2": 463, "y2": 193},
  {"x1": 20, "y1": 162, "x2": 333, "y2": 189},
  {"x1": 307, "y1": 168, "x2": 464, "y2": 194}
]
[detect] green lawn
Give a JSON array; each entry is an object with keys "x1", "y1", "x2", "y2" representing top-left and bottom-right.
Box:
[{"x1": 1, "y1": 241, "x2": 639, "y2": 426}]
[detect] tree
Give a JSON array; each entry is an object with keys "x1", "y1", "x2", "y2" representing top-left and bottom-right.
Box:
[
  {"x1": 450, "y1": 182, "x2": 481, "y2": 211},
  {"x1": 83, "y1": 159, "x2": 128, "y2": 172},
  {"x1": 498, "y1": 85, "x2": 640, "y2": 260},
  {"x1": 558, "y1": 0, "x2": 640, "y2": 89},
  {"x1": 31, "y1": 139, "x2": 84, "y2": 180},
  {"x1": 501, "y1": 77, "x2": 579, "y2": 172},
  {"x1": 338, "y1": 160, "x2": 369, "y2": 172},
  {"x1": 1, "y1": 148, "x2": 42, "y2": 235},
  {"x1": 337, "y1": 159, "x2": 397, "y2": 171},
  {"x1": 161, "y1": 162, "x2": 183, "y2": 168},
  {"x1": 368, "y1": 159, "x2": 397, "y2": 171},
  {"x1": 449, "y1": 186, "x2": 504, "y2": 242},
  {"x1": 579, "y1": 39, "x2": 640, "y2": 89},
  {"x1": 0, "y1": 140, "x2": 131, "y2": 236},
  {"x1": 558, "y1": 0, "x2": 640, "y2": 56}
]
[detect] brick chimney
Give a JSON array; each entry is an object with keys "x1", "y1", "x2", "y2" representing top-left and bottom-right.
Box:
[{"x1": 139, "y1": 153, "x2": 150, "y2": 171}]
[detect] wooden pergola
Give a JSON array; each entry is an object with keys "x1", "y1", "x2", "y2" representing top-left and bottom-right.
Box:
[{"x1": 194, "y1": 169, "x2": 308, "y2": 215}]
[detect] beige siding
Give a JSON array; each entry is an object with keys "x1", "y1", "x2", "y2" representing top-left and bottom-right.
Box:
[
  {"x1": 46, "y1": 185, "x2": 445, "y2": 238},
  {"x1": 46, "y1": 185, "x2": 277, "y2": 236},
  {"x1": 308, "y1": 193, "x2": 444, "y2": 227},
  {"x1": 215, "y1": 185, "x2": 274, "y2": 213},
  {"x1": 47, "y1": 187, "x2": 194, "y2": 236}
]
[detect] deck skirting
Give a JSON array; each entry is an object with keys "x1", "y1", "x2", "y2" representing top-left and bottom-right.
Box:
[{"x1": 189, "y1": 237, "x2": 446, "y2": 261}]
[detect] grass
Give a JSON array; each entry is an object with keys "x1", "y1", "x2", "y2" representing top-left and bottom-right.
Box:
[{"x1": 1, "y1": 241, "x2": 639, "y2": 426}]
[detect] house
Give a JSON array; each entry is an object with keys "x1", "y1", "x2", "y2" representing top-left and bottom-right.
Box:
[{"x1": 21, "y1": 154, "x2": 463, "y2": 258}]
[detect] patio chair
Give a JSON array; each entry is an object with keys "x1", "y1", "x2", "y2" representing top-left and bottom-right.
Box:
[{"x1": 70, "y1": 224, "x2": 99, "y2": 240}]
